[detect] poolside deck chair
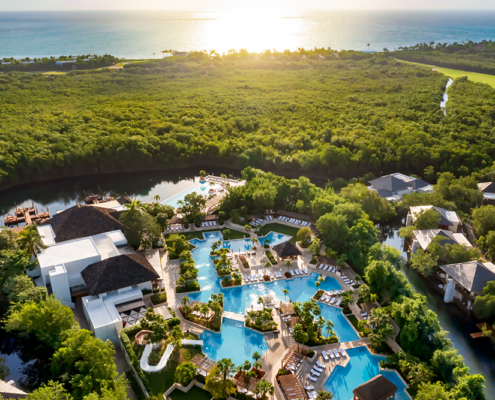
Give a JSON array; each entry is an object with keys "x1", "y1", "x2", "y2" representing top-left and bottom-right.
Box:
[
  {"x1": 258, "y1": 274, "x2": 263, "y2": 281},
  {"x1": 307, "y1": 374, "x2": 317, "y2": 382},
  {"x1": 316, "y1": 361, "x2": 325, "y2": 369},
  {"x1": 313, "y1": 365, "x2": 323, "y2": 373},
  {"x1": 290, "y1": 270, "x2": 295, "y2": 277},
  {"x1": 329, "y1": 350, "x2": 335, "y2": 359},
  {"x1": 305, "y1": 385, "x2": 315, "y2": 391},
  {"x1": 303, "y1": 267, "x2": 308, "y2": 274},
  {"x1": 269, "y1": 273, "x2": 275, "y2": 280},
  {"x1": 310, "y1": 369, "x2": 321, "y2": 377},
  {"x1": 335, "y1": 298, "x2": 342, "y2": 307},
  {"x1": 361, "y1": 312, "x2": 368, "y2": 317},
  {"x1": 317, "y1": 264, "x2": 323, "y2": 269},
  {"x1": 320, "y1": 294, "x2": 328, "y2": 302},
  {"x1": 333, "y1": 349, "x2": 340, "y2": 358},
  {"x1": 322, "y1": 351, "x2": 329, "y2": 361},
  {"x1": 330, "y1": 298, "x2": 336, "y2": 305},
  {"x1": 339, "y1": 348, "x2": 347, "y2": 357}
]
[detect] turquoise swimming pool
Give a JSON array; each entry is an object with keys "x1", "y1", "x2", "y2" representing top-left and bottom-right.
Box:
[
  {"x1": 324, "y1": 346, "x2": 409, "y2": 400},
  {"x1": 200, "y1": 318, "x2": 269, "y2": 365},
  {"x1": 186, "y1": 230, "x2": 358, "y2": 344},
  {"x1": 162, "y1": 181, "x2": 222, "y2": 209}
]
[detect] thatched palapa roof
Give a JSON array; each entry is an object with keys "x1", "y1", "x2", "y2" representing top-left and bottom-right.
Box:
[{"x1": 272, "y1": 241, "x2": 302, "y2": 258}]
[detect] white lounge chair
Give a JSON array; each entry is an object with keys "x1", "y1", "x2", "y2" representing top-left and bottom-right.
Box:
[
  {"x1": 322, "y1": 351, "x2": 329, "y2": 361},
  {"x1": 335, "y1": 298, "x2": 342, "y2": 307},
  {"x1": 329, "y1": 351, "x2": 335, "y2": 359},
  {"x1": 303, "y1": 268, "x2": 308, "y2": 274},
  {"x1": 330, "y1": 298, "x2": 336, "y2": 305},
  {"x1": 333, "y1": 349, "x2": 340, "y2": 358},
  {"x1": 320, "y1": 294, "x2": 328, "y2": 302},
  {"x1": 339, "y1": 348, "x2": 347, "y2": 357},
  {"x1": 305, "y1": 385, "x2": 315, "y2": 391},
  {"x1": 290, "y1": 270, "x2": 295, "y2": 277},
  {"x1": 313, "y1": 365, "x2": 323, "y2": 373},
  {"x1": 316, "y1": 361, "x2": 325, "y2": 369},
  {"x1": 310, "y1": 369, "x2": 321, "y2": 376},
  {"x1": 258, "y1": 274, "x2": 263, "y2": 281},
  {"x1": 307, "y1": 375, "x2": 317, "y2": 382}
]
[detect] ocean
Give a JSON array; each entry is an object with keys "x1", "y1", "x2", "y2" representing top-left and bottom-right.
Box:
[{"x1": 1, "y1": 10, "x2": 495, "y2": 59}]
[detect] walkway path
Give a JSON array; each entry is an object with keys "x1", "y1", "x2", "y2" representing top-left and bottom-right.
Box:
[{"x1": 223, "y1": 311, "x2": 245, "y2": 321}]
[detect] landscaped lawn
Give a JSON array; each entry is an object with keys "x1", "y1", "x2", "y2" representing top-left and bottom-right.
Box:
[
  {"x1": 395, "y1": 59, "x2": 495, "y2": 88},
  {"x1": 145, "y1": 343, "x2": 204, "y2": 397},
  {"x1": 169, "y1": 385, "x2": 212, "y2": 400},
  {"x1": 259, "y1": 223, "x2": 300, "y2": 243}
]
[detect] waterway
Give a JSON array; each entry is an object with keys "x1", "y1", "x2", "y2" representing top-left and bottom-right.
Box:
[
  {"x1": 377, "y1": 216, "x2": 495, "y2": 397},
  {"x1": 440, "y1": 78, "x2": 454, "y2": 115}
]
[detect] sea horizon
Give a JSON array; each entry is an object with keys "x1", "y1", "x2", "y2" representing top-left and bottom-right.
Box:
[{"x1": 1, "y1": 9, "x2": 495, "y2": 59}]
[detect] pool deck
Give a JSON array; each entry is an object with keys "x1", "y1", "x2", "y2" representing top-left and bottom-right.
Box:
[{"x1": 159, "y1": 227, "x2": 406, "y2": 400}]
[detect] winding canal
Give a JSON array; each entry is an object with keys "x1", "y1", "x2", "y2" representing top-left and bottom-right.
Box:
[{"x1": 377, "y1": 216, "x2": 495, "y2": 397}]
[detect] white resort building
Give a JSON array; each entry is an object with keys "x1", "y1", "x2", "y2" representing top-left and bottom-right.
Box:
[
  {"x1": 407, "y1": 206, "x2": 461, "y2": 233},
  {"x1": 30, "y1": 205, "x2": 160, "y2": 343},
  {"x1": 368, "y1": 173, "x2": 433, "y2": 201},
  {"x1": 411, "y1": 229, "x2": 473, "y2": 254}
]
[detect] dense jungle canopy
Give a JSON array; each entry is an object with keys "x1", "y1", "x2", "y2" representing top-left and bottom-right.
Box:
[{"x1": 1, "y1": 50, "x2": 495, "y2": 189}]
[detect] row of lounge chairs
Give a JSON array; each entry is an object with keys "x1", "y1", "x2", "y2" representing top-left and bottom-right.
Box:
[
  {"x1": 277, "y1": 216, "x2": 311, "y2": 227},
  {"x1": 341, "y1": 275, "x2": 355, "y2": 286},
  {"x1": 243, "y1": 270, "x2": 284, "y2": 283},
  {"x1": 289, "y1": 268, "x2": 308, "y2": 277},
  {"x1": 201, "y1": 221, "x2": 218, "y2": 227},
  {"x1": 306, "y1": 349, "x2": 348, "y2": 383},
  {"x1": 238, "y1": 388, "x2": 260, "y2": 398},
  {"x1": 317, "y1": 264, "x2": 339, "y2": 273},
  {"x1": 166, "y1": 224, "x2": 183, "y2": 231},
  {"x1": 320, "y1": 293, "x2": 343, "y2": 307}
]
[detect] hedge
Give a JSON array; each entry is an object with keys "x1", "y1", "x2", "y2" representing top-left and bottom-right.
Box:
[{"x1": 120, "y1": 325, "x2": 152, "y2": 393}]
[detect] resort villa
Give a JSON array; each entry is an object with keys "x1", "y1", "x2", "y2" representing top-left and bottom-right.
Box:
[
  {"x1": 436, "y1": 260, "x2": 495, "y2": 314},
  {"x1": 478, "y1": 182, "x2": 495, "y2": 205},
  {"x1": 411, "y1": 229, "x2": 473, "y2": 254},
  {"x1": 29, "y1": 205, "x2": 160, "y2": 343},
  {"x1": 368, "y1": 173, "x2": 433, "y2": 201},
  {"x1": 407, "y1": 206, "x2": 461, "y2": 232}
]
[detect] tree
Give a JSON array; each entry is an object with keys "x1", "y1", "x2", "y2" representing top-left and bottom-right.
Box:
[
  {"x1": 316, "y1": 213, "x2": 348, "y2": 249},
  {"x1": 119, "y1": 207, "x2": 161, "y2": 249},
  {"x1": 413, "y1": 208, "x2": 441, "y2": 230},
  {"x1": 315, "y1": 275, "x2": 325, "y2": 288},
  {"x1": 415, "y1": 382, "x2": 451, "y2": 400},
  {"x1": 4, "y1": 294, "x2": 79, "y2": 349},
  {"x1": 476, "y1": 231, "x2": 495, "y2": 261},
  {"x1": 222, "y1": 229, "x2": 230, "y2": 239},
  {"x1": 0, "y1": 249, "x2": 37, "y2": 286},
  {"x1": 199, "y1": 170, "x2": 206, "y2": 178},
  {"x1": 316, "y1": 390, "x2": 334, "y2": 400},
  {"x1": 171, "y1": 325, "x2": 184, "y2": 347},
  {"x1": 252, "y1": 351, "x2": 261, "y2": 362},
  {"x1": 324, "y1": 320, "x2": 335, "y2": 337},
  {"x1": 174, "y1": 361, "x2": 197, "y2": 386},
  {"x1": 254, "y1": 379, "x2": 274, "y2": 399},
  {"x1": 297, "y1": 227, "x2": 312, "y2": 247},
  {"x1": 367, "y1": 308, "x2": 395, "y2": 349},
  {"x1": 253, "y1": 187, "x2": 277, "y2": 210},
  {"x1": 473, "y1": 281, "x2": 495, "y2": 320},
  {"x1": 17, "y1": 225, "x2": 47, "y2": 254},
  {"x1": 292, "y1": 323, "x2": 308, "y2": 343},
  {"x1": 431, "y1": 348, "x2": 465, "y2": 385},
  {"x1": 308, "y1": 237, "x2": 321, "y2": 257},
  {"x1": 282, "y1": 289, "x2": 289, "y2": 303},
  {"x1": 239, "y1": 360, "x2": 252, "y2": 372},
  {"x1": 205, "y1": 366, "x2": 236, "y2": 400},
  {"x1": 0, "y1": 357, "x2": 9, "y2": 381},
  {"x1": 0, "y1": 226, "x2": 18, "y2": 251},
  {"x1": 284, "y1": 259, "x2": 292, "y2": 267},
  {"x1": 340, "y1": 291, "x2": 354, "y2": 309},
  {"x1": 181, "y1": 296, "x2": 190, "y2": 307},
  {"x1": 51, "y1": 329, "x2": 120, "y2": 400},
  {"x1": 411, "y1": 249, "x2": 439, "y2": 277},
  {"x1": 367, "y1": 243, "x2": 403, "y2": 269},
  {"x1": 2, "y1": 274, "x2": 47, "y2": 303},
  {"x1": 27, "y1": 380, "x2": 73, "y2": 400},
  {"x1": 139, "y1": 309, "x2": 169, "y2": 343},
  {"x1": 244, "y1": 225, "x2": 252, "y2": 235},
  {"x1": 358, "y1": 284, "x2": 372, "y2": 303},
  {"x1": 472, "y1": 205, "x2": 495, "y2": 237},
  {"x1": 177, "y1": 192, "x2": 206, "y2": 222},
  {"x1": 250, "y1": 237, "x2": 258, "y2": 248}
]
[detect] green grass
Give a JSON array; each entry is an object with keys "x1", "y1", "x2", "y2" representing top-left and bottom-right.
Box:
[
  {"x1": 169, "y1": 385, "x2": 212, "y2": 400},
  {"x1": 395, "y1": 59, "x2": 495, "y2": 88},
  {"x1": 41, "y1": 71, "x2": 69, "y2": 75},
  {"x1": 259, "y1": 223, "x2": 299, "y2": 243},
  {"x1": 145, "y1": 342, "x2": 204, "y2": 397}
]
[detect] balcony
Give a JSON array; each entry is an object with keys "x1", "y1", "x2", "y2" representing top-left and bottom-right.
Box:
[
  {"x1": 455, "y1": 284, "x2": 475, "y2": 303},
  {"x1": 453, "y1": 297, "x2": 473, "y2": 315},
  {"x1": 436, "y1": 271, "x2": 448, "y2": 284}
]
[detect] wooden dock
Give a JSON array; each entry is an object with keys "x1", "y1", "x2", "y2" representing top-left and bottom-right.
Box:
[
  {"x1": 2, "y1": 202, "x2": 50, "y2": 227},
  {"x1": 470, "y1": 323, "x2": 494, "y2": 339}
]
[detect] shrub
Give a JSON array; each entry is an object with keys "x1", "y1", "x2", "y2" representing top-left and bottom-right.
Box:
[
  {"x1": 120, "y1": 326, "x2": 151, "y2": 392},
  {"x1": 241, "y1": 257, "x2": 250, "y2": 269},
  {"x1": 307, "y1": 350, "x2": 315, "y2": 358},
  {"x1": 184, "y1": 222, "x2": 189, "y2": 229},
  {"x1": 148, "y1": 349, "x2": 161, "y2": 366},
  {"x1": 266, "y1": 251, "x2": 276, "y2": 264},
  {"x1": 150, "y1": 291, "x2": 167, "y2": 305},
  {"x1": 167, "y1": 317, "x2": 181, "y2": 327},
  {"x1": 142, "y1": 288, "x2": 152, "y2": 295}
]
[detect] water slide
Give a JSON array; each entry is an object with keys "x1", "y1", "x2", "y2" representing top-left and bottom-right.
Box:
[{"x1": 140, "y1": 344, "x2": 174, "y2": 373}]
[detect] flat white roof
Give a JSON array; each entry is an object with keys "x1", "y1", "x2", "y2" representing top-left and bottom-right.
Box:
[
  {"x1": 38, "y1": 225, "x2": 56, "y2": 246},
  {"x1": 484, "y1": 193, "x2": 495, "y2": 200},
  {"x1": 37, "y1": 237, "x2": 100, "y2": 268}
]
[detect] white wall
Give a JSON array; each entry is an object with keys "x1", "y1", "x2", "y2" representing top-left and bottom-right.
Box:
[{"x1": 137, "y1": 281, "x2": 152, "y2": 291}]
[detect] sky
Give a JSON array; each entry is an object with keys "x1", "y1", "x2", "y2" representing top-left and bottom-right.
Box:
[{"x1": 2, "y1": 0, "x2": 495, "y2": 11}]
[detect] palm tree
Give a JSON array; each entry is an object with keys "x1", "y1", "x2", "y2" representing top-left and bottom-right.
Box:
[
  {"x1": 254, "y1": 379, "x2": 275, "y2": 400},
  {"x1": 200, "y1": 303, "x2": 210, "y2": 319},
  {"x1": 264, "y1": 238, "x2": 271, "y2": 247},
  {"x1": 124, "y1": 198, "x2": 143, "y2": 213},
  {"x1": 284, "y1": 259, "x2": 292, "y2": 268},
  {"x1": 325, "y1": 320, "x2": 335, "y2": 337},
  {"x1": 250, "y1": 237, "x2": 258, "y2": 248},
  {"x1": 252, "y1": 351, "x2": 261, "y2": 362},
  {"x1": 245, "y1": 225, "x2": 252, "y2": 234},
  {"x1": 18, "y1": 225, "x2": 47, "y2": 255},
  {"x1": 282, "y1": 289, "x2": 289, "y2": 303},
  {"x1": 181, "y1": 297, "x2": 190, "y2": 307},
  {"x1": 258, "y1": 296, "x2": 265, "y2": 311}
]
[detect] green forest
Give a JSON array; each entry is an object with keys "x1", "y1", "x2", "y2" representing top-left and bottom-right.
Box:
[
  {"x1": 1, "y1": 51, "x2": 495, "y2": 190},
  {"x1": 392, "y1": 40, "x2": 495, "y2": 75}
]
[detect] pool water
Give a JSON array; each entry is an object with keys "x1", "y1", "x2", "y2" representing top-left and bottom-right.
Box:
[
  {"x1": 162, "y1": 181, "x2": 222, "y2": 209},
  {"x1": 200, "y1": 318, "x2": 269, "y2": 366},
  {"x1": 186, "y1": 231, "x2": 359, "y2": 353},
  {"x1": 324, "y1": 346, "x2": 409, "y2": 400}
]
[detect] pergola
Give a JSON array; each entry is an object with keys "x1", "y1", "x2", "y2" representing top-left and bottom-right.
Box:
[
  {"x1": 190, "y1": 354, "x2": 217, "y2": 377},
  {"x1": 280, "y1": 303, "x2": 295, "y2": 315},
  {"x1": 278, "y1": 374, "x2": 308, "y2": 400},
  {"x1": 232, "y1": 371, "x2": 258, "y2": 392},
  {"x1": 281, "y1": 344, "x2": 307, "y2": 370}
]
